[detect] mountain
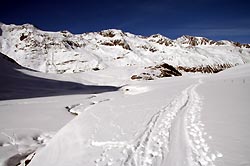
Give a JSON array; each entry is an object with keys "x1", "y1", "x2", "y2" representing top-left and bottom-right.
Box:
[{"x1": 1, "y1": 23, "x2": 250, "y2": 76}]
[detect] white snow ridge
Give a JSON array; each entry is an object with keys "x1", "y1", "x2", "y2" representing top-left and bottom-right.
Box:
[{"x1": 0, "y1": 23, "x2": 250, "y2": 166}]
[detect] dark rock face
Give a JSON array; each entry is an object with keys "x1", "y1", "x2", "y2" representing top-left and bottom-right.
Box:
[
  {"x1": 20, "y1": 33, "x2": 28, "y2": 41},
  {"x1": 180, "y1": 35, "x2": 218, "y2": 46},
  {"x1": 131, "y1": 63, "x2": 182, "y2": 80},
  {"x1": 149, "y1": 47, "x2": 157, "y2": 52},
  {"x1": 63, "y1": 40, "x2": 81, "y2": 49},
  {"x1": 177, "y1": 63, "x2": 234, "y2": 73},
  {"x1": 101, "y1": 39, "x2": 131, "y2": 50},
  {"x1": 233, "y1": 42, "x2": 250, "y2": 48},
  {"x1": 131, "y1": 75, "x2": 143, "y2": 80},
  {"x1": 131, "y1": 62, "x2": 234, "y2": 81},
  {"x1": 180, "y1": 35, "x2": 206, "y2": 46},
  {"x1": 148, "y1": 34, "x2": 173, "y2": 46},
  {"x1": 157, "y1": 63, "x2": 182, "y2": 76},
  {"x1": 99, "y1": 30, "x2": 116, "y2": 38},
  {"x1": 146, "y1": 63, "x2": 182, "y2": 78}
]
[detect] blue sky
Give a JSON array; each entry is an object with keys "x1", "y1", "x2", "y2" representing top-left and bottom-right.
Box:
[{"x1": 1, "y1": 0, "x2": 250, "y2": 43}]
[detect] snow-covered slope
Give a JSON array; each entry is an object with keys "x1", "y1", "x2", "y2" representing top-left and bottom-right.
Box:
[
  {"x1": 1, "y1": 23, "x2": 250, "y2": 74},
  {"x1": 0, "y1": 52, "x2": 119, "y2": 166},
  {"x1": 0, "y1": 52, "x2": 119, "y2": 100},
  {"x1": 27, "y1": 63, "x2": 250, "y2": 166}
]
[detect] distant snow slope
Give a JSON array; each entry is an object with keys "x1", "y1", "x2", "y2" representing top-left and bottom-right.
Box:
[
  {"x1": 0, "y1": 23, "x2": 250, "y2": 74},
  {"x1": 28, "y1": 64, "x2": 250, "y2": 166}
]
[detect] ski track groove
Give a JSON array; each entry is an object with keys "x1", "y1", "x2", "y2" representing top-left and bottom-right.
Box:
[{"x1": 92, "y1": 80, "x2": 220, "y2": 166}]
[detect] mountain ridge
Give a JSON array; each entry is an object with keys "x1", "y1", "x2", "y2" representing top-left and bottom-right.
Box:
[{"x1": 0, "y1": 23, "x2": 250, "y2": 75}]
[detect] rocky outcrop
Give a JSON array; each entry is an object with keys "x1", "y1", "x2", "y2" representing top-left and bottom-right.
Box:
[
  {"x1": 147, "y1": 63, "x2": 182, "y2": 77},
  {"x1": 62, "y1": 40, "x2": 81, "y2": 49},
  {"x1": 148, "y1": 34, "x2": 173, "y2": 46},
  {"x1": 131, "y1": 63, "x2": 182, "y2": 80},
  {"x1": 177, "y1": 35, "x2": 217, "y2": 46},
  {"x1": 99, "y1": 30, "x2": 116, "y2": 38},
  {"x1": 101, "y1": 39, "x2": 131, "y2": 50},
  {"x1": 233, "y1": 42, "x2": 250, "y2": 48},
  {"x1": 177, "y1": 63, "x2": 234, "y2": 73},
  {"x1": 131, "y1": 63, "x2": 234, "y2": 80}
]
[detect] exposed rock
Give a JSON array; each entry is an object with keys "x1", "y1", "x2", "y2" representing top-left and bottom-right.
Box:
[
  {"x1": 158, "y1": 63, "x2": 182, "y2": 76},
  {"x1": 177, "y1": 63, "x2": 233, "y2": 73},
  {"x1": 100, "y1": 30, "x2": 116, "y2": 38},
  {"x1": 131, "y1": 75, "x2": 143, "y2": 80},
  {"x1": 63, "y1": 40, "x2": 80, "y2": 49},
  {"x1": 148, "y1": 63, "x2": 182, "y2": 77},
  {"x1": 178, "y1": 35, "x2": 219, "y2": 46},
  {"x1": 92, "y1": 67, "x2": 100, "y2": 71},
  {"x1": 101, "y1": 39, "x2": 131, "y2": 50},
  {"x1": 149, "y1": 47, "x2": 157, "y2": 52},
  {"x1": 20, "y1": 33, "x2": 28, "y2": 41},
  {"x1": 215, "y1": 41, "x2": 225, "y2": 46},
  {"x1": 131, "y1": 63, "x2": 182, "y2": 80},
  {"x1": 115, "y1": 56, "x2": 124, "y2": 59},
  {"x1": 242, "y1": 44, "x2": 250, "y2": 48},
  {"x1": 232, "y1": 42, "x2": 250, "y2": 48},
  {"x1": 148, "y1": 34, "x2": 173, "y2": 46}
]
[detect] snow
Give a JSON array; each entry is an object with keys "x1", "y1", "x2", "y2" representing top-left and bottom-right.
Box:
[
  {"x1": 0, "y1": 52, "x2": 119, "y2": 166},
  {"x1": 0, "y1": 23, "x2": 250, "y2": 166},
  {"x1": 198, "y1": 64, "x2": 250, "y2": 166},
  {"x1": 1, "y1": 56, "x2": 250, "y2": 165},
  {"x1": 19, "y1": 64, "x2": 248, "y2": 166}
]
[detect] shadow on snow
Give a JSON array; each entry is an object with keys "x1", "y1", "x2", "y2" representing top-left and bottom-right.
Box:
[{"x1": 0, "y1": 53, "x2": 119, "y2": 100}]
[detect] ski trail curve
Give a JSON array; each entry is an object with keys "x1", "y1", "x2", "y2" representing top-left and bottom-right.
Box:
[{"x1": 92, "y1": 79, "x2": 220, "y2": 166}]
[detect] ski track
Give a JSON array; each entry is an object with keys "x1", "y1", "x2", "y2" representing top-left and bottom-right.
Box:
[{"x1": 91, "y1": 79, "x2": 221, "y2": 166}]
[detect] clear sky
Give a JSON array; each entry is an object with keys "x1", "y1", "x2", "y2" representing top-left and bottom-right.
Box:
[{"x1": 1, "y1": 0, "x2": 250, "y2": 43}]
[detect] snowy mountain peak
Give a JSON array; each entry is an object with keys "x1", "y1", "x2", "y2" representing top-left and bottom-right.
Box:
[
  {"x1": 148, "y1": 33, "x2": 171, "y2": 40},
  {"x1": 176, "y1": 35, "x2": 215, "y2": 46},
  {"x1": 1, "y1": 23, "x2": 37, "y2": 32},
  {"x1": 147, "y1": 34, "x2": 173, "y2": 46},
  {"x1": 59, "y1": 30, "x2": 73, "y2": 37},
  {"x1": 99, "y1": 29, "x2": 126, "y2": 37}
]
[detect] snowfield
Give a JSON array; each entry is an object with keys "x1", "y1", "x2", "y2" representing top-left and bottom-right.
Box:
[
  {"x1": 25, "y1": 64, "x2": 250, "y2": 166},
  {"x1": 1, "y1": 62, "x2": 248, "y2": 166},
  {"x1": 0, "y1": 23, "x2": 250, "y2": 166}
]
